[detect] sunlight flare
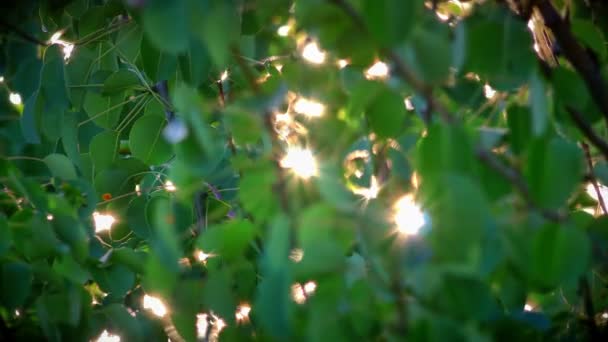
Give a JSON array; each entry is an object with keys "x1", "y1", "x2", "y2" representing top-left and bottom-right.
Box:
[
  {"x1": 365, "y1": 61, "x2": 389, "y2": 80},
  {"x1": 95, "y1": 330, "x2": 121, "y2": 342},
  {"x1": 393, "y1": 195, "x2": 425, "y2": 236},
  {"x1": 293, "y1": 97, "x2": 325, "y2": 118},
  {"x1": 235, "y1": 303, "x2": 251, "y2": 323},
  {"x1": 93, "y1": 212, "x2": 116, "y2": 233},
  {"x1": 301, "y1": 41, "x2": 326, "y2": 64},
  {"x1": 9, "y1": 93, "x2": 22, "y2": 106},
  {"x1": 280, "y1": 147, "x2": 318, "y2": 179},
  {"x1": 143, "y1": 294, "x2": 168, "y2": 317}
]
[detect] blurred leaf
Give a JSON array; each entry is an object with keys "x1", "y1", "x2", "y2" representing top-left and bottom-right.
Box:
[
  {"x1": 142, "y1": 0, "x2": 189, "y2": 54},
  {"x1": 44, "y1": 153, "x2": 78, "y2": 180},
  {"x1": 366, "y1": 87, "x2": 406, "y2": 138},
  {"x1": 525, "y1": 137, "x2": 584, "y2": 209},
  {"x1": 129, "y1": 115, "x2": 172, "y2": 165},
  {"x1": 362, "y1": 0, "x2": 422, "y2": 47}
]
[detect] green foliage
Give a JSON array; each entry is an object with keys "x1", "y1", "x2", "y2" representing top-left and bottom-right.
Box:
[{"x1": 1, "y1": 0, "x2": 608, "y2": 341}]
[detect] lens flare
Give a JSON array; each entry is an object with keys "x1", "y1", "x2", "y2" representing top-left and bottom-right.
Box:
[
  {"x1": 280, "y1": 147, "x2": 318, "y2": 179},
  {"x1": 393, "y1": 195, "x2": 425, "y2": 236},
  {"x1": 93, "y1": 212, "x2": 116, "y2": 233},
  {"x1": 143, "y1": 294, "x2": 168, "y2": 317},
  {"x1": 301, "y1": 41, "x2": 326, "y2": 64}
]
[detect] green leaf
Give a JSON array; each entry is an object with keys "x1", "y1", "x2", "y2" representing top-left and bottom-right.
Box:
[
  {"x1": 44, "y1": 153, "x2": 78, "y2": 180},
  {"x1": 463, "y1": 12, "x2": 535, "y2": 89},
  {"x1": 142, "y1": 0, "x2": 189, "y2": 54},
  {"x1": 362, "y1": 0, "x2": 422, "y2": 47},
  {"x1": 528, "y1": 224, "x2": 591, "y2": 289},
  {"x1": 195, "y1": 2, "x2": 241, "y2": 65},
  {"x1": 571, "y1": 19, "x2": 607, "y2": 61},
  {"x1": 366, "y1": 88, "x2": 406, "y2": 138},
  {"x1": 0, "y1": 216, "x2": 11, "y2": 258},
  {"x1": 198, "y1": 220, "x2": 256, "y2": 261},
  {"x1": 92, "y1": 265, "x2": 135, "y2": 300},
  {"x1": 51, "y1": 214, "x2": 90, "y2": 262},
  {"x1": 0, "y1": 262, "x2": 32, "y2": 310},
  {"x1": 202, "y1": 269, "x2": 236, "y2": 323},
  {"x1": 102, "y1": 69, "x2": 140, "y2": 94},
  {"x1": 89, "y1": 130, "x2": 120, "y2": 172},
  {"x1": 52, "y1": 254, "x2": 91, "y2": 284},
  {"x1": 405, "y1": 28, "x2": 452, "y2": 84},
  {"x1": 115, "y1": 21, "x2": 143, "y2": 63},
  {"x1": 20, "y1": 91, "x2": 42, "y2": 144},
  {"x1": 83, "y1": 91, "x2": 125, "y2": 129},
  {"x1": 129, "y1": 115, "x2": 173, "y2": 165},
  {"x1": 525, "y1": 137, "x2": 584, "y2": 209},
  {"x1": 61, "y1": 112, "x2": 82, "y2": 171},
  {"x1": 141, "y1": 36, "x2": 178, "y2": 82}
]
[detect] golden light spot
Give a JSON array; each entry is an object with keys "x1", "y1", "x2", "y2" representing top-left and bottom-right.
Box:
[
  {"x1": 351, "y1": 176, "x2": 381, "y2": 200},
  {"x1": 289, "y1": 248, "x2": 304, "y2": 263},
  {"x1": 337, "y1": 59, "x2": 349, "y2": 69},
  {"x1": 164, "y1": 180, "x2": 177, "y2": 192},
  {"x1": 48, "y1": 31, "x2": 75, "y2": 60},
  {"x1": 404, "y1": 97, "x2": 414, "y2": 111},
  {"x1": 484, "y1": 84, "x2": 496, "y2": 99},
  {"x1": 93, "y1": 212, "x2": 116, "y2": 233},
  {"x1": 195, "y1": 249, "x2": 216, "y2": 264},
  {"x1": 280, "y1": 147, "x2": 318, "y2": 179},
  {"x1": 220, "y1": 70, "x2": 229, "y2": 82},
  {"x1": 301, "y1": 41, "x2": 326, "y2": 65},
  {"x1": 291, "y1": 281, "x2": 317, "y2": 304},
  {"x1": 46, "y1": 214, "x2": 54, "y2": 221},
  {"x1": 235, "y1": 303, "x2": 251, "y2": 323},
  {"x1": 277, "y1": 25, "x2": 291, "y2": 37},
  {"x1": 143, "y1": 294, "x2": 168, "y2": 317},
  {"x1": 393, "y1": 195, "x2": 425, "y2": 236},
  {"x1": 293, "y1": 97, "x2": 325, "y2": 118},
  {"x1": 365, "y1": 61, "x2": 389, "y2": 80},
  {"x1": 94, "y1": 330, "x2": 121, "y2": 342},
  {"x1": 9, "y1": 93, "x2": 22, "y2": 106}
]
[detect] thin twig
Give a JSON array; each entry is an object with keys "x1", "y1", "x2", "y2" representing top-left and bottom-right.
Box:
[
  {"x1": 535, "y1": 0, "x2": 608, "y2": 127},
  {"x1": 566, "y1": 106, "x2": 608, "y2": 160},
  {"x1": 581, "y1": 142, "x2": 607, "y2": 215},
  {"x1": 476, "y1": 148, "x2": 564, "y2": 222}
]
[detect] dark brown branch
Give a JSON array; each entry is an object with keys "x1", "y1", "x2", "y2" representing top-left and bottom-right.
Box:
[
  {"x1": 581, "y1": 142, "x2": 608, "y2": 215},
  {"x1": 566, "y1": 106, "x2": 608, "y2": 160},
  {"x1": 476, "y1": 148, "x2": 565, "y2": 222},
  {"x1": 536, "y1": 0, "x2": 608, "y2": 126}
]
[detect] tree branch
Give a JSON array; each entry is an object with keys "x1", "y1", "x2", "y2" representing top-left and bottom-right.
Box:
[
  {"x1": 566, "y1": 106, "x2": 608, "y2": 160},
  {"x1": 535, "y1": 0, "x2": 608, "y2": 126},
  {"x1": 476, "y1": 148, "x2": 565, "y2": 222},
  {"x1": 581, "y1": 141, "x2": 608, "y2": 215}
]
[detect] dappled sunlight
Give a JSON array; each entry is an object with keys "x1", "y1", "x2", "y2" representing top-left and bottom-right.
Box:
[
  {"x1": 9, "y1": 92, "x2": 21, "y2": 106},
  {"x1": 394, "y1": 195, "x2": 425, "y2": 236},
  {"x1": 293, "y1": 97, "x2": 325, "y2": 118},
  {"x1": 93, "y1": 212, "x2": 116, "y2": 233},
  {"x1": 94, "y1": 330, "x2": 120, "y2": 342},
  {"x1": 365, "y1": 61, "x2": 389, "y2": 80},
  {"x1": 301, "y1": 41, "x2": 326, "y2": 64},
  {"x1": 280, "y1": 147, "x2": 318, "y2": 179},
  {"x1": 143, "y1": 294, "x2": 168, "y2": 317}
]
